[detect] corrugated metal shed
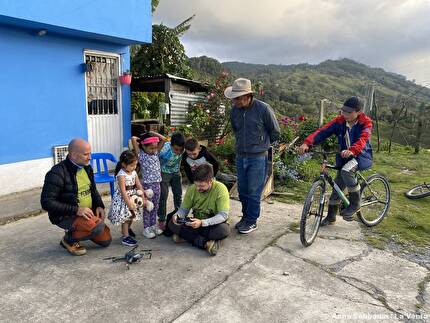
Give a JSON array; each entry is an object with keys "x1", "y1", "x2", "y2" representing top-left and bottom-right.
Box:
[
  {"x1": 131, "y1": 74, "x2": 208, "y2": 126},
  {"x1": 169, "y1": 92, "x2": 205, "y2": 125}
]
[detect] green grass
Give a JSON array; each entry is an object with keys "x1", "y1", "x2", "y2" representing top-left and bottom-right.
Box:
[
  {"x1": 369, "y1": 145, "x2": 430, "y2": 249},
  {"x1": 274, "y1": 143, "x2": 430, "y2": 250}
]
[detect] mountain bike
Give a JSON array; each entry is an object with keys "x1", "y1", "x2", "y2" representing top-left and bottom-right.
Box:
[
  {"x1": 299, "y1": 150, "x2": 391, "y2": 247},
  {"x1": 405, "y1": 183, "x2": 430, "y2": 199}
]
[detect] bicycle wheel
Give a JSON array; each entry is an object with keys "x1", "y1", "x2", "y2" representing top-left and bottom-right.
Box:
[
  {"x1": 405, "y1": 183, "x2": 430, "y2": 199},
  {"x1": 357, "y1": 174, "x2": 390, "y2": 227},
  {"x1": 300, "y1": 179, "x2": 326, "y2": 247}
]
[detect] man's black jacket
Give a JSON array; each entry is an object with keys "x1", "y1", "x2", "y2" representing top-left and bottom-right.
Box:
[{"x1": 40, "y1": 157, "x2": 104, "y2": 224}]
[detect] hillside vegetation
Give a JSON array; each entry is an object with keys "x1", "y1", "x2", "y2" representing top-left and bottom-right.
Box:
[{"x1": 190, "y1": 56, "x2": 430, "y2": 148}]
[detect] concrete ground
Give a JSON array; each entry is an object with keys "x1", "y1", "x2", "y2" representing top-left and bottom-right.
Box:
[{"x1": 0, "y1": 189, "x2": 429, "y2": 322}]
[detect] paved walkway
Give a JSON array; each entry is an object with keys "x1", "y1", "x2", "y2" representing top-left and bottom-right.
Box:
[{"x1": 0, "y1": 192, "x2": 429, "y2": 322}]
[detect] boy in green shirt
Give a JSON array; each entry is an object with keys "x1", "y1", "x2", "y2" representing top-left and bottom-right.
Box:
[{"x1": 169, "y1": 163, "x2": 230, "y2": 256}]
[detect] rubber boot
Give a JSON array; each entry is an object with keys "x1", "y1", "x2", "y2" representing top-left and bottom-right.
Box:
[
  {"x1": 340, "y1": 190, "x2": 361, "y2": 221},
  {"x1": 321, "y1": 204, "x2": 338, "y2": 226}
]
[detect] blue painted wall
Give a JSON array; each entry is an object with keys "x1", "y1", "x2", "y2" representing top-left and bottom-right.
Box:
[
  {"x1": 0, "y1": 0, "x2": 151, "y2": 44},
  {"x1": 0, "y1": 24, "x2": 132, "y2": 164}
]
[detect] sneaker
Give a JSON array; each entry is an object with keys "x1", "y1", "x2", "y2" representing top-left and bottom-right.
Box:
[
  {"x1": 152, "y1": 225, "x2": 163, "y2": 236},
  {"x1": 128, "y1": 228, "x2": 136, "y2": 238},
  {"x1": 205, "y1": 240, "x2": 220, "y2": 256},
  {"x1": 172, "y1": 234, "x2": 186, "y2": 243},
  {"x1": 235, "y1": 218, "x2": 246, "y2": 230},
  {"x1": 238, "y1": 222, "x2": 258, "y2": 234},
  {"x1": 121, "y1": 236, "x2": 137, "y2": 247},
  {"x1": 60, "y1": 238, "x2": 86, "y2": 256},
  {"x1": 142, "y1": 227, "x2": 156, "y2": 239}
]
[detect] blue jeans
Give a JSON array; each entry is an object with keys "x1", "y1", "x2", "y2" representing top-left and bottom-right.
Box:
[{"x1": 236, "y1": 155, "x2": 268, "y2": 224}]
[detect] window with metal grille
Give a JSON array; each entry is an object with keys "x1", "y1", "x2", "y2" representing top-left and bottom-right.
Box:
[
  {"x1": 85, "y1": 55, "x2": 118, "y2": 115},
  {"x1": 53, "y1": 145, "x2": 68, "y2": 164}
]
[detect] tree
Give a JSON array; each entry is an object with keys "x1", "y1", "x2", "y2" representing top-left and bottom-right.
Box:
[
  {"x1": 152, "y1": 0, "x2": 159, "y2": 13},
  {"x1": 414, "y1": 103, "x2": 429, "y2": 153},
  {"x1": 131, "y1": 16, "x2": 195, "y2": 78},
  {"x1": 187, "y1": 72, "x2": 232, "y2": 143}
]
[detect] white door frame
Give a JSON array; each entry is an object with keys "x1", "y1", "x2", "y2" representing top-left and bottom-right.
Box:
[{"x1": 83, "y1": 49, "x2": 124, "y2": 158}]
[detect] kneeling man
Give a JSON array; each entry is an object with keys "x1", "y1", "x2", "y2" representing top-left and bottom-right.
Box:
[
  {"x1": 169, "y1": 163, "x2": 230, "y2": 256},
  {"x1": 41, "y1": 138, "x2": 112, "y2": 256}
]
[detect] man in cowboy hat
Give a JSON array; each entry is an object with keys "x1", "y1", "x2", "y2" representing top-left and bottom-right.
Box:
[{"x1": 224, "y1": 78, "x2": 280, "y2": 234}]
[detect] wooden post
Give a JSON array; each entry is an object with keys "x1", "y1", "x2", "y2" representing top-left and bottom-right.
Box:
[
  {"x1": 164, "y1": 78, "x2": 171, "y2": 126},
  {"x1": 374, "y1": 98, "x2": 381, "y2": 152},
  {"x1": 319, "y1": 99, "x2": 325, "y2": 127}
]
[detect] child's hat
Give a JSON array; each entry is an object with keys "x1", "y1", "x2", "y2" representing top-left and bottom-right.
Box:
[{"x1": 341, "y1": 96, "x2": 363, "y2": 113}]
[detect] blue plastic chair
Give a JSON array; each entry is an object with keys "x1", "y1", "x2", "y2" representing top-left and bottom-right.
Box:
[{"x1": 91, "y1": 152, "x2": 118, "y2": 198}]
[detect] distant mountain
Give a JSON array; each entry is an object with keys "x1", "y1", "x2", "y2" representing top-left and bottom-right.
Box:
[{"x1": 189, "y1": 56, "x2": 430, "y2": 118}]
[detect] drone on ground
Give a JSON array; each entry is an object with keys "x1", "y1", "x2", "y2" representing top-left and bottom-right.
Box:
[{"x1": 103, "y1": 245, "x2": 152, "y2": 269}]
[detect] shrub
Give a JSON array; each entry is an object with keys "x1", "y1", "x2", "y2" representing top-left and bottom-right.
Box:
[{"x1": 210, "y1": 134, "x2": 236, "y2": 173}]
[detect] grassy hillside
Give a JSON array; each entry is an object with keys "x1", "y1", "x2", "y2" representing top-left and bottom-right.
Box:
[{"x1": 189, "y1": 56, "x2": 430, "y2": 148}]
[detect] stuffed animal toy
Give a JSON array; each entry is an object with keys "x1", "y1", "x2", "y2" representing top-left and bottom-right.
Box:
[
  {"x1": 131, "y1": 192, "x2": 154, "y2": 212},
  {"x1": 136, "y1": 189, "x2": 154, "y2": 199}
]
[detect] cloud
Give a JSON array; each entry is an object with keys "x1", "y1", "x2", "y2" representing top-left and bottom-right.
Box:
[{"x1": 153, "y1": 0, "x2": 430, "y2": 84}]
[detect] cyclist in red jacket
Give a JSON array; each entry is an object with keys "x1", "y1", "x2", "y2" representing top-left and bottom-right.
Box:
[{"x1": 298, "y1": 96, "x2": 373, "y2": 225}]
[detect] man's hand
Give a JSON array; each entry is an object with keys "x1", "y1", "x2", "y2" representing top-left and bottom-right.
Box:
[
  {"x1": 298, "y1": 143, "x2": 309, "y2": 155},
  {"x1": 186, "y1": 218, "x2": 202, "y2": 229},
  {"x1": 172, "y1": 214, "x2": 178, "y2": 225},
  {"x1": 341, "y1": 150, "x2": 354, "y2": 158},
  {"x1": 95, "y1": 207, "x2": 105, "y2": 220},
  {"x1": 77, "y1": 207, "x2": 94, "y2": 220}
]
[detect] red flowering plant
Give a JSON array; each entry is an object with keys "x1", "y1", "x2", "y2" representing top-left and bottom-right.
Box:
[
  {"x1": 274, "y1": 114, "x2": 337, "y2": 185},
  {"x1": 210, "y1": 134, "x2": 236, "y2": 173},
  {"x1": 165, "y1": 125, "x2": 193, "y2": 141},
  {"x1": 187, "y1": 72, "x2": 231, "y2": 143},
  {"x1": 279, "y1": 115, "x2": 306, "y2": 144}
]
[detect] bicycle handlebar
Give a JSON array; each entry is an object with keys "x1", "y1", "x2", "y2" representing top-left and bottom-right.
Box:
[{"x1": 305, "y1": 146, "x2": 339, "y2": 156}]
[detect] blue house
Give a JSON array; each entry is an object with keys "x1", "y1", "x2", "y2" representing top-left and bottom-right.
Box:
[{"x1": 0, "y1": 0, "x2": 152, "y2": 196}]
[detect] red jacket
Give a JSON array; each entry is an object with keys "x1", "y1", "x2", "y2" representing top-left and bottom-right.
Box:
[{"x1": 304, "y1": 113, "x2": 373, "y2": 170}]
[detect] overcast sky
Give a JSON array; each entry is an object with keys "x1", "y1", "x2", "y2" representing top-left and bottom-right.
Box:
[{"x1": 153, "y1": 0, "x2": 430, "y2": 86}]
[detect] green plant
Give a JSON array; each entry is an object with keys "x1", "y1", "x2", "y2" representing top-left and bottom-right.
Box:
[
  {"x1": 188, "y1": 72, "x2": 232, "y2": 143},
  {"x1": 131, "y1": 92, "x2": 164, "y2": 120},
  {"x1": 175, "y1": 124, "x2": 193, "y2": 138},
  {"x1": 131, "y1": 16, "x2": 195, "y2": 79},
  {"x1": 187, "y1": 102, "x2": 210, "y2": 138},
  {"x1": 210, "y1": 134, "x2": 236, "y2": 173}
]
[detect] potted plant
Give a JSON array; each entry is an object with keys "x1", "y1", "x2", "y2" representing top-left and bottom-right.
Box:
[{"x1": 119, "y1": 70, "x2": 132, "y2": 85}]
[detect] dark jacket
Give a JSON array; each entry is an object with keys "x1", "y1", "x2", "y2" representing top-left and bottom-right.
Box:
[
  {"x1": 181, "y1": 145, "x2": 219, "y2": 183},
  {"x1": 230, "y1": 99, "x2": 280, "y2": 155},
  {"x1": 304, "y1": 113, "x2": 373, "y2": 170},
  {"x1": 40, "y1": 157, "x2": 104, "y2": 225}
]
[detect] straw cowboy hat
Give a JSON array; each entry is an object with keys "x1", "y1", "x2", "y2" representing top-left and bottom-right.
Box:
[{"x1": 224, "y1": 78, "x2": 254, "y2": 99}]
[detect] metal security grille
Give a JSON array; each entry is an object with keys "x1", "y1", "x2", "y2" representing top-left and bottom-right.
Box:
[
  {"x1": 53, "y1": 145, "x2": 68, "y2": 164},
  {"x1": 85, "y1": 55, "x2": 118, "y2": 115}
]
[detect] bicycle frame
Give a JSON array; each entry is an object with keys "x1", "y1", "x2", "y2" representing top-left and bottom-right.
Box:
[
  {"x1": 319, "y1": 161, "x2": 350, "y2": 208},
  {"x1": 320, "y1": 158, "x2": 382, "y2": 210},
  {"x1": 318, "y1": 150, "x2": 365, "y2": 207}
]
